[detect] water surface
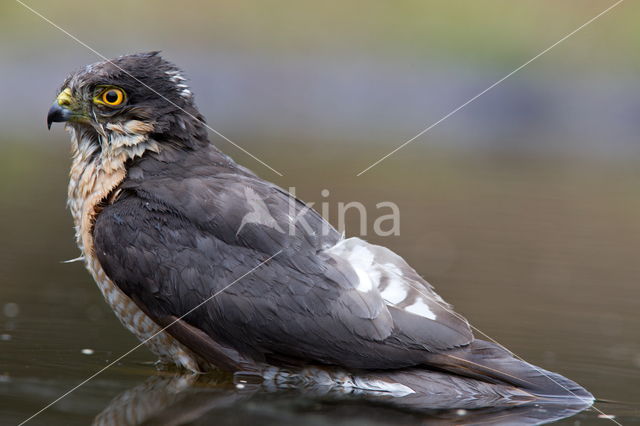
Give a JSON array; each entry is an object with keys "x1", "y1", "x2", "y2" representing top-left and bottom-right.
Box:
[{"x1": 0, "y1": 140, "x2": 638, "y2": 424}]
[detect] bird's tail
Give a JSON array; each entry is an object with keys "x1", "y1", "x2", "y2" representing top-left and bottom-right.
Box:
[{"x1": 422, "y1": 339, "x2": 593, "y2": 402}]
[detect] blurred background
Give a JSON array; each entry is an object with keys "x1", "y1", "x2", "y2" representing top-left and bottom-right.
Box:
[{"x1": 0, "y1": 1, "x2": 638, "y2": 424}]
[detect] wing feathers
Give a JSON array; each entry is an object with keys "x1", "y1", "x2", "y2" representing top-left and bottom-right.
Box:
[
  {"x1": 422, "y1": 339, "x2": 593, "y2": 399},
  {"x1": 324, "y1": 237, "x2": 473, "y2": 350},
  {"x1": 95, "y1": 150, "x2": 473, "y2": 371}
]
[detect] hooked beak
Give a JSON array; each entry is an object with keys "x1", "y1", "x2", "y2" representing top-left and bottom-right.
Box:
[
  {"x1": 47, "y1": 88, "x2": 78, "y2": 130},
  {"x1": 47, "y1": 104, "x2": 72, "y2": 129}
]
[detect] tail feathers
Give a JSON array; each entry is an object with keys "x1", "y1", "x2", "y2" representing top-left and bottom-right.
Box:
[{"x1": 423, "y1": 339, "x2": 593, "y2": 401}]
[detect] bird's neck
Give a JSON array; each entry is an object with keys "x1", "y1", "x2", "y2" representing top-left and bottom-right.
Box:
[{"x1": 66, "y1": 123, "x2": 159, "y2": 257}]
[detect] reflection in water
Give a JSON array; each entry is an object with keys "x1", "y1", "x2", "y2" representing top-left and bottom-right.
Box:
[
  {"x1": 93, "y1": 369, "x2": 592, "y2": 426},
  {"x1": 2, "y1": 144, "x2": 638, "y2": 424}
]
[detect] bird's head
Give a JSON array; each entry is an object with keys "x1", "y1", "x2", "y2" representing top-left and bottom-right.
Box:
[{"x1": 47, "y1": 52, "x2": 207, "y2": 153}]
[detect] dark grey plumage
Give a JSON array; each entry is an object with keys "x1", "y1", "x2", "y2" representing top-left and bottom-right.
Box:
[
  {"x1": 94, "y1": 144, "x2": 475, "y2": 368},
  {"x1": 51, "y1": 52, "x2": 592, "y2": 402}
]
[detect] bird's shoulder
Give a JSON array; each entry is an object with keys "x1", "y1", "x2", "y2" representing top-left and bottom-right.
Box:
[{"x1": 115, "y1": 145, "x2": 341, "y2": 254}]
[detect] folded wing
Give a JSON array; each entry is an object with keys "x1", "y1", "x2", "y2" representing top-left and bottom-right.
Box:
[{"x1": 93, "y1": 151, "x2": 473, "y2": 370}]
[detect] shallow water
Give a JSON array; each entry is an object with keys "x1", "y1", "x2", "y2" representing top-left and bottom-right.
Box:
[{"x1": 0, "y1": 140, "x2": 638, "y2": 425}]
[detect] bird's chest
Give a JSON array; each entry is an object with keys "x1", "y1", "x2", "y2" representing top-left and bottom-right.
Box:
[{"x1": 67, "y1": 153, "x2": 200, "y2": 371}]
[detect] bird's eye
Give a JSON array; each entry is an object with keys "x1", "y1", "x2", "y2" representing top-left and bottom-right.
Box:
[{"x1": 97, "y1": 87, "x2": 126, "y2": 107}]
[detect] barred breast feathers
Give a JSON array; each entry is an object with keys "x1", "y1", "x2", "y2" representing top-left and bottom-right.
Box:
[{"x1": 66, "y1": 120, "x2": 201, "y2": 372}]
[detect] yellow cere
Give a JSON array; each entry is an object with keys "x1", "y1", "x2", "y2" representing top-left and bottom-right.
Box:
[{"x1": 56, "y1": 88, "x2": 73, "y2": 107}]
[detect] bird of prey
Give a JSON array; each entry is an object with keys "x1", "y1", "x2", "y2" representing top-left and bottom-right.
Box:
[{"x1": 47, "y1": 52, "x2": 590, "y2": 399}]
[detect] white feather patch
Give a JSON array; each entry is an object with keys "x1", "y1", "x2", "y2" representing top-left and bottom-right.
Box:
[
  {"x1": 349, "y1": 245, "x2": 377, "y2": 292},
  {"x1": 351, "y1": 377, "x2": 416, "y2": 396},
  {"x1": 404, "y1": 298, "x2": 437, "y2": 320},
  {"x1": 165, "y1": 70, "x2": 192, "y2": 98},
  {"x1": 325, "y1": 238, "x2": 443, "y2": 322},
  {"x1": 380, "y1": 276, "x2": 408, "y2": 304}
]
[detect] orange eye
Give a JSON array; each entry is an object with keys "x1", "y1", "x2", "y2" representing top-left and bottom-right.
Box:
[{"x1": 101, "y1": 88, "x2": 125, "y2": 106}]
